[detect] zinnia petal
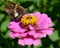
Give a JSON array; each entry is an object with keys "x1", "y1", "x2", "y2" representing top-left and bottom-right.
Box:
[
  {"x1": 29, "y1": 25, "x2": 34, "y2": 30},
  {"x1": 37, "y1": 14, "x2": 54, "y2": 29},
  {"x1": 9, "y1": 32, "x2": 15, "y2": 39},
  {"x1": 24, "y1": 38, "x2": 33, "y2": 46},
  {"x1": 18, "y1": 39, "x2": 25, "y2": 46},
  {"x1": 9, "y1": 32, "x2": 20, "y2": 38},
  {"x1": 33, "y1": 39, "x2": 41, "y2": 46},
  {"x1": 28, "y1": 30, "x2": 35, "y2": 35},
  {"x1": 8, "y1": 21, "x2": 26, "y2": 33},
  {"x1": 34, "y1": 12, "x2": 41, "y2": 19}
]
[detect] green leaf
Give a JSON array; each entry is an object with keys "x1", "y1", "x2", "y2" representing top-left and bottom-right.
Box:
[
  {"x1": 0, "y1": 0, "x2": 5, "y2": 5},
  {"x1": 29, "y1": 5, "x2": 34, "y2": 11},
  {"x1": 49, "y1": 30, "x2": 59, "y2": 41},
  {"x1": 43, "y1": 0, "x2": 48, "y2": 6},
  {"x1": 48, "y1": 7, "x2": 53, "y2": 12},
  {"x1": 51, "y1": 0, "x2": 59, "y2": 6},
  {"x1": 0, "y1": 5, "x2": 5, "y2": 11},
  {"x1": 17, "y1": 0, "x2": 30, "y2": 2},
  {"x1": 0, "y1": 14, "x2": 5, "y2": 22},
  {"x1": 33, "y1": 9, "x2": 39, "y2": 12},
  {"x1": 35, "y1": 0, "x2": 41, "y2": 7},
  {"x1": 1, "y1": 19, "x2": 10, "y2": 32},
  {"x1": 4, "y1": 30, "x2": 10, "y2": 38},
  {"x1": 49, "y1": 44, "x2": 54, "y2": 48}
]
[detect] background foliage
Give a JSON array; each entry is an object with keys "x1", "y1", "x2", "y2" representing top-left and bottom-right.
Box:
[{"x1": 0, "y1": 0, "x2": 60, "y2": 48}]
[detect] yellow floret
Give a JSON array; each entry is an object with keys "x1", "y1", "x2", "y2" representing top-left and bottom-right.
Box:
[{"x1": 21, "y1": 15, "x2": 38, "y2": 25}]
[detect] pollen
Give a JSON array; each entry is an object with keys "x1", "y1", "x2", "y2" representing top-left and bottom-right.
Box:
[{"x1": 21, "y1": 14, "x2": 38, "y2": 25}]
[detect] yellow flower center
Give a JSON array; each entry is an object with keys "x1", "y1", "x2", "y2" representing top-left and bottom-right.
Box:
[{"x1": 21, "y1": 15, "x2": 38, "y2": 25}]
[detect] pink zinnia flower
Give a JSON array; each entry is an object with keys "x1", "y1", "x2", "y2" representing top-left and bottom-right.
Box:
[{"x1": 8, "y1": 12, "x2": 54, "y2": 46}]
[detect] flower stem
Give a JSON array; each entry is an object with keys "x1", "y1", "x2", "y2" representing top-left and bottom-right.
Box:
[
  {"x1": 28, "y1": 46, "x2": 31, "y2": 48},
  {"x1": 31, "y1": 45, "x2": 35, "y2": 48},
  {"x1": 34, "y1": 46, "x2": 35, "y2": 48}
]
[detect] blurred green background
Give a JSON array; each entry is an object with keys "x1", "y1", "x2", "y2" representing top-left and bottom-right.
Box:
[{"x1": 0, "y1": 0, "x2": 60, "y2": 48}]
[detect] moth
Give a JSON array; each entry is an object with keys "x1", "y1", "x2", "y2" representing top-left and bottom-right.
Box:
[{"x1": 5, "y1": 1, "x2": 28, "y2": 20}]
